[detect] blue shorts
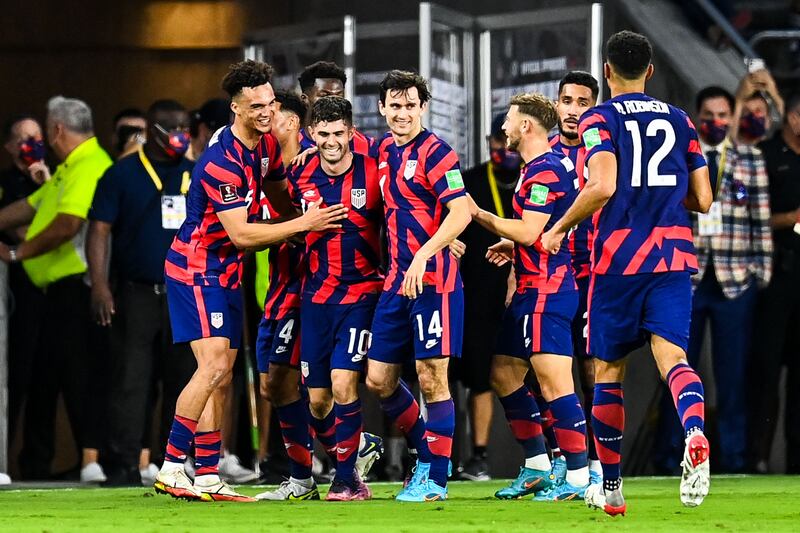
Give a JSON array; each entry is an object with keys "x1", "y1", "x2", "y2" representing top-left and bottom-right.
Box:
[
  {"x1": 166, "y1": 278, "x2": 242, "y2": 350},
  {"x1": 496, "y1": 287, "x2": 577, "y2": 359},
  {"x1": 300, "y1": 295, "x2": 378, "y2": 388},
  {"x1": 369, "y1": 287, "x2": 464, "y2": 364},
  {"x1": 588, "y1": 272, "x2": 691, "y2": 362},
  {"x1": 571, "y1": 276, "x2": 591, "y2": 359},
  {"x1": 255, "y1": 311, "x2": 301, "y2": 373}
]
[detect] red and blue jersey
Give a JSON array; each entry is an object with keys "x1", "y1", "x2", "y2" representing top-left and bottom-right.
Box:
[
  {"x1": 578, "y1": 93, "x2": 707, "y2": 276},
  {"x1": 299, "y1": 127, "x2": 377, "y2": 158},
  {"x1": 259, "y1": 178, "x2": 304, "y2": 320},
  {"x1": 549, "y1": 134, "x2": 592, "y2": 279},
  {"x1": 289, "y1": 153, "x2": 384, "y2": 304},
  {"x1": 377, "y1": 130, "x2": 466, "y2": 294},
  {"x1": 165, "y1": 126, "x2": 285, "y2": 289},
  {"x1": 513, "y1": 151, "x2": 578, "y2": 293}
]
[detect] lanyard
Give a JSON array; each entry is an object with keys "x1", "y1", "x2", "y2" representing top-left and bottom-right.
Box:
[
  {"x1": 138, "y1": 147, "x2": 190, "y2": 194},
  {"x1": 486, "y1": 162, "x2": 505, "y2": 218}
]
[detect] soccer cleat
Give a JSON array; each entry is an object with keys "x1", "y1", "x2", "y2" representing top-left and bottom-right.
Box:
[
  {"x1": 153, "y1": 468, "x2": 202, "y2": 501},
  {"x1": 533, "y1": 479, "x2": 588, "y2": 501},
  {"x1": 397, "y1": 460, "x2": 430, "y2": 499},
  {"x1": 194, "y1": 478, "x2": 257, "y2": 502},
  {"x1": 355, "y1": 432, "x2": 384, "y2": 480},
  {"x1": 325, "y1": 478, "x2": 372, "y2": 501},
  {"x1": 585, "y1": 480, "x2": 626, "y2": 516},
  {"x1": 549, "y1": 456, "x2": 567, "y2": 484},
  {"x1": 494, "y1": 467, "x2": 552, "y2": 499},
  {"x1": 457, "y1": 456, "x2": 491, "y2": 481},
  {"x1": 396, "y1": 479, "x2": 448, "y2": 502},
  {"x1": 256, "y1": 479, "x2": 320, "y2": 501},
  {"x1": 219, "y1": 454, "x2": 260, "y2": 484},
  {"x1": 589, "y1": 469, "x2": 602, "y2": 486},
  {"x1": 680, "y1": 432, "x2": 710, "y2": 507}
]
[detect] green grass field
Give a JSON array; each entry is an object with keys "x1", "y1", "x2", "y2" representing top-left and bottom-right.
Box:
[{"x1": 1, "y1": 476, "x2": 798, "y2": 532}]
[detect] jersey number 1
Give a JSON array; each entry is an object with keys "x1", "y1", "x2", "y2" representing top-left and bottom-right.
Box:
[{"x1": 624, "y1": 119, "x2": 676, "y2": 187}]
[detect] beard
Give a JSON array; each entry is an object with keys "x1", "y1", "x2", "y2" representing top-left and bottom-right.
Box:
[
  {"x1": 558, "y1": 119, "x2": 579, "y2": 140},
  {"x1": 506, "y1": 135, "x2": 520, "y2": 152}
]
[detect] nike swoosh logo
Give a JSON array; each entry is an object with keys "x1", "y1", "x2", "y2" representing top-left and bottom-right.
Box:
[
  {"x1": 360, "y1": 442, "x2": 377, "y2": 456},
  {"x1": 524, "y1": 479, "x2": 541, "y2": 489}
]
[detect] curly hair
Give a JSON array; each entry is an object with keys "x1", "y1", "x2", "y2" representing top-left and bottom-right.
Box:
[
  {"x1": 310, "y1": 96, "x2": 352, "y2": 127},
  {"x1": 221, "y1": 60, "x2": 274, "y2": 98},
  {"x1": 298, "y1": 61, "x2": 347, "y2": 93},
  {"x1": 509, "y1": 93, "x2": 558, "y2": 131},
  {"x1": 275, "y1": 90, "x2": 308, "y2": 121},
  {"x1": 379, "y1": 70, "x2": 431, "y2": 105},
  {"x1": 606, "y1": 30, "x2": 652, "y2": 80}
]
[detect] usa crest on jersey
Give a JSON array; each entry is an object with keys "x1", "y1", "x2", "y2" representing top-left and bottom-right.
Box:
[
  {"x1": 351, "y1": 188, "x2": 366, "y2": 209},
  {"x1": 404, "y1": 159, "x2": 418, "y2": 180},
  {"x1": 260, "y1": 157, "x2": 269, "y2": 178}
]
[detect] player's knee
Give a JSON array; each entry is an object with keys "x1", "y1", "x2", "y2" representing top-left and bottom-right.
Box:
[
  {"x1": 197, "y1": 359, "x2": 232, "y2": 389},
  {"x1": 366, "y1": 371, "x2": 392, "y2": 399},
  {"x1": 308, "y1": 397, "x2": 332, "y2": 420},
  {"x1": 331, "y1": 378, "x2": 358, "y2": 405},
  {"x1": 418, "y1": 370, "x2": 447, "y2": 401}
]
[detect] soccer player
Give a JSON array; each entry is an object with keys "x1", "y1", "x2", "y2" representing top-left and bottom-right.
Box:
[
  {"x1": 366, "y1": 70, "x2": 471, "y2": 502},
  {"x1": 547, "y1": 71, "x2": 603, "y2": 485},
  {"x1": 541, "y1": 31, "x2": 713, "y2": 514},
  {"x1": 289, "y1": 96, "x2": 384, "y2": 500},
  {"x1": 471, "y1": 93, "x2": 589, "y2": 501},
  {"x1": 297, "y1": 61, "x2": 374, "y2": 156},
  {"x1": 154, "y1": 60, "x2": 347, "y2": 502}
]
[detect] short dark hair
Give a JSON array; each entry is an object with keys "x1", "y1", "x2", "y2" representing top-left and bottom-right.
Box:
[
  {"x1": 191, "y1": 98, "x2": 230, "y2": 136},
  {"x1": 606, "y1": 30, "x2": 652, "y2": 80},
  {"x1": 695, "y1": 86, "x2": 735, "y2": 114},
  {"x1": 310, "y1": 96, "x2": 353, "y2": 127},
  {"x1": 112, "y1": 107, "x2": 144, "y2": 127},
  {"x1": 558, "y1": 71, "x2": 599, "y2": 101},
  {"x1": 510, "y1": 93, "x2": 558, "y2": 131},
  {"x1": 221, "y1": 60, "x2": 274, "y2": 98},
  {"x1": 3, "y1": 114, "x2": 38, "y2": 141},
  {"x1": 379, "y1": 70, "x2": 431, "y2": 105},
  {"x1": 275, "y1": 90, "x2": 308, "y2": 121},
  {"x1": 147, "y1": 99, "x2": 186, "y2": 119},
  {"x1": 298, "y1": 61, "x2": 347, "y2": 93}
]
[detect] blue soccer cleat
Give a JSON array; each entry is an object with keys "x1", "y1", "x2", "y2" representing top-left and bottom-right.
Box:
[
  {"x1": 494, "y1": 467, "x2": 552, "y2": 499},
  {"x1": 549, "y1": 456, "x2": 567, "y2": 484},
  {"x1": 533, "y1": 479, "x2": 588, "y2": 501},
  {"x1": 396, "y1": 479, "x2": 448, "y2": 502},
  {"x1": 589, "y1": 469, "x2": 602, "y2": 486}
]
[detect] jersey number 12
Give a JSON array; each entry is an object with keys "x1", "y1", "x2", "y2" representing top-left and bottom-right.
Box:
[{"x1": 624, "y1": 119, "x2": 676, "y2": 187}]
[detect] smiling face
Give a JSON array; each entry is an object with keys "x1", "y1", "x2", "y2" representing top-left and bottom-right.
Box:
[
  {"x1": 232, "y1": 82, "x2": 276, "y2": 135},
  {"x1": 557, "y1": 83, "x2": 595, "y2": 140},
  {"x1": 311, "y1": 118, "x2": 352, "y2": 166},
  {"x1": 379, "y1": 87, "x2": 425, "y2": 142},
  {"x1": 305, "y1": 78, "x2": 345, "y2": 106}
]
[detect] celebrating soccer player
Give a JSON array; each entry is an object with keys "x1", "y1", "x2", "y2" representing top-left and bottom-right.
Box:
[
  {"x1": 471, "y1": 93, "x2": 590, "y2": 501},
  {"x1": 154, "y1": 60, "x2": 347, "y2": 502},
  {"x1": 366, "y1": 70, "x2": 471, "y2": 502},
  {"x1": 547, "y1": 71, "x2": 603, "y2": 485},
  {"x1": 541, "y1": 31, "x2": 713, "y2": 515}
]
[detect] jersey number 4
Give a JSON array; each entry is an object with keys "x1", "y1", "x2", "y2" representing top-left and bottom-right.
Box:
[{"x1": 624, "y1": 119, "x2": 676, "y2": 187}]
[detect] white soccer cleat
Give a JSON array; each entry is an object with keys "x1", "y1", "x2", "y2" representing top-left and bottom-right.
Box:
[
  {"x1": 219, "y1": 454, "x2": 260, "y2": 484},
  {"x1": 80, "y1": 462, "x2": 107, "y2": 484},
  {"x1": 256, "y1": 479, "x2": 320, "y2": 501},
  {"x1": 680, "y1": 432, "x2": 710, "y2": 507},
  {"x1": 355, "y1": 432, "x2": 384, "y2": 480},
  {"x1": 194, "y1": 477, "x2": 256, "y2": 502},
  {"x1": 154, "y1": 467, "x2": 202, "y2": 500},
  {"x1": 585, "y1": 480, "x2": 626, "y2": 516},
  {"x1": 584, "y1": 482, "x2": 606, "y2": 510}
]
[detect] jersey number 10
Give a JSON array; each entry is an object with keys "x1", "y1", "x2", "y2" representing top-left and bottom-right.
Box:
[{"x1": 624, "y1": 119, "x2": 677, "y2": 187}]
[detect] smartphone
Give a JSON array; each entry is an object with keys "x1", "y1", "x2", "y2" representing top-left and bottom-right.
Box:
[{"x1": 746, "y1": 57, "x2": 766, "y2": 73}]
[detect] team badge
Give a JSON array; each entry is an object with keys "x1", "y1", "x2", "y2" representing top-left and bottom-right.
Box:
[
  {"x1": 404, "y1": 159, "x2": 418, "y2": 180},
  {"x1": 351, "y1": 188, "x2": 366, "y2": 209},
  {"x1": 445, "y1": 169, "x2": 464, "y2": 191},
  {"x1": 260, "y1": 157, "x2": 269, "y2": 178},
  {"x1": 218, "y1": 184, "x2": 238, "y2": 204},
  {"x1": 210, "y1": 312, "x2": 224, "y2": 329},
  {"x1": 301, "y1": 361, "x2": 310, "y2": 378},
  {"x1": 530, "y1": 184, "x2": 550, "y2": 206}
]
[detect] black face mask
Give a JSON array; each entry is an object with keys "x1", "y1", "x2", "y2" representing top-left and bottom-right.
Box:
[{"x1": 116, "y1": 125, "x2": 144, "y2": 153}]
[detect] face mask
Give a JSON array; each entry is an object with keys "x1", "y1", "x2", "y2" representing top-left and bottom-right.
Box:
[
  {"x1": 739, "y1": 113, "x2": 767, "y2": 140},
  {"x1": 490, "y1": 147, "x2": 522, "y2": 172},
  {"x1": 699, "y1": 119, "x2": 728, "y2": 146},
  {"x1": 18, "y1": 137, "x2": 46, "y2": 166},
  {"x1": 154, "y1": 124, "x2": 190, "y2": 159},
  {"x1": 115, "y1": 125, "x2": 144, "y2": 154}
]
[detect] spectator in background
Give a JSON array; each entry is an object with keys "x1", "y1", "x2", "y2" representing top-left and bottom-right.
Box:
[
  {"x1": 454, "y1": 114, "x2": 521, "y2": 480},
  {"x1": 1, "y1": 115, "x2": 44, "y2": 444},
  {"x1": 111, "y1": 108, "x2": 146, "y2": 160},
  {"x1": 750, "y1": 93, "x2": 800, "y2": 474},
  {"x1": 733, "y1": 69, "x2": 784, "y2": 145},
  {"x1": 87, "y1": 99, "x2": 197, "y2": 486},
  {"x1": 653, "y1": 85, "x2": 772, "y2": 474},
  {"x1": 0, "y1": 96, "x2": 112, "y2": 481},
  {"x1": 187, "y1": 98, "x2": 230, "y2": 161}
]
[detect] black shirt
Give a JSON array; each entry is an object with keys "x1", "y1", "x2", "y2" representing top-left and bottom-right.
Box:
[
  {"x1": 460, "y1": 161, "x2": 518, "y2": 322},
  {"x1": 0, "y1": 165, "x2": 40, "y2": 244},
  {"x1": 760, "y1": 132, "x2": 800, "y2": 253},
  {"x1": 89, "y1": 151, "x2": 194, "y2": 284}
]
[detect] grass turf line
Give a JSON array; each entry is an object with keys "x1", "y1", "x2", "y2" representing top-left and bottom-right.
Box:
[{"x1": 1, "y1": 476, "x2": 798, "y2": 532}]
